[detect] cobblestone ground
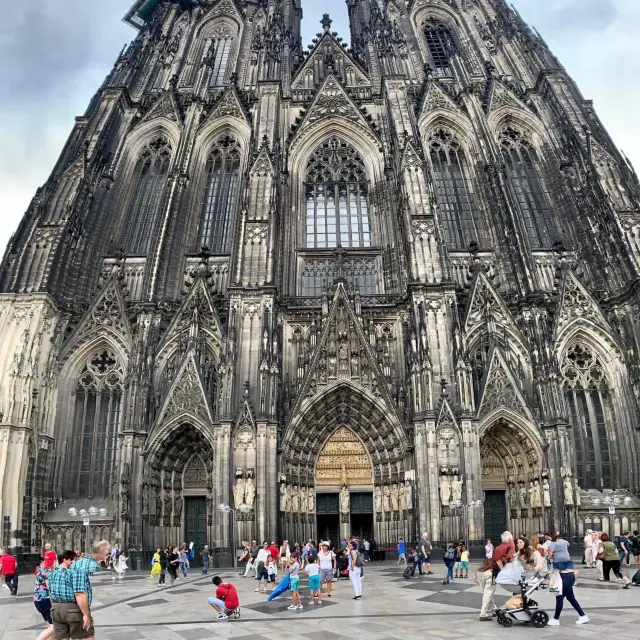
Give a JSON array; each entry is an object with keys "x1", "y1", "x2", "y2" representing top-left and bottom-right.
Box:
[{"x1": 1, "y1": 561, "x2": 639, "y2": 639}]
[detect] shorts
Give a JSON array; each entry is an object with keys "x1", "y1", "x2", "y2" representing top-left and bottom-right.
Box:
[
  {"x1": 454, "y1": 561, "x2": 461, "y2": 569},
  {"x1": 256, "y1": 565, "x2": 268, "y2": 580},
  {"x1": 460, "y1": 561, "x2": 469, "y2": 570},
  {"x1": 398, "y1": 553, "x2": 406, "y2": 560},
  {"x1": 34, "y1": 598, "x2": 52, "y2": 624},
  {"x1": 52, "y1": 602, "x2": 94, "y2": 639},
  {"x1": 268, "y1": 574, "x2": 276, "y2": 583},
  {"x1": 309, "y1": 575, "x2": 321, "y2": 591},
  {"x1": 320, "y1": 568, "x2": 333, "y2": 583},
  {"x1": 424, "y1": 555, "x2": 431, "y2": 563},
  {"x1": 290, "y1": 577, "x2": 300, "y2": 593},
  {"x1": 208, "y1": 597, "x2": 235, "y2": 614}
]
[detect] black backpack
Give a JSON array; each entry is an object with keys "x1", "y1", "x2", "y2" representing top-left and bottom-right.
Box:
[{"x1": 632, "y1": 569, "x2": 640, "y2": 586}]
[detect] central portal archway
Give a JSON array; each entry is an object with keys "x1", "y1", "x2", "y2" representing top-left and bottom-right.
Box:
[
  {"x1": 480, "y1": 416, "x2": 544, "y2": 543},
  {"x1": 315, "y1": 427, "x2": 373, "y2": 544}
]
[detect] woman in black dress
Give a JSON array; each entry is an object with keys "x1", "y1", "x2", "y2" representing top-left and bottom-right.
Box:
[{"x1": 167, "y1": 546, "x2": 180, "y2": 586}]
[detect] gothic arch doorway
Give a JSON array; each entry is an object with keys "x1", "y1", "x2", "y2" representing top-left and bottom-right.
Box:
[
  {"x1": 480, "y1": 418, "x2": 544, "y2": 543},
  {"x1": 143, "y1": 422, "x2": 214, "y2": 554},
  {"x1": 314, "y1": 427, "x2": 374, "y2": 544}
]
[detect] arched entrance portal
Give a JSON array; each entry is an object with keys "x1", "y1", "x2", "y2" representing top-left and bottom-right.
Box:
[
  {"x1": 315, "y1": 427, "x2": 374, "y2": 543},
  {"x1": 480, "y1": 418, "x2": 544, "y2": 543},
  {"x1": 144, "y1": 423, "x2": 214, "y2": 555}
]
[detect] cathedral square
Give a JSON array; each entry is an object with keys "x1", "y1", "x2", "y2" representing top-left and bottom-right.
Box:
[{"x1": 1, "y1": 0, "x2": 640, "y2": 580}]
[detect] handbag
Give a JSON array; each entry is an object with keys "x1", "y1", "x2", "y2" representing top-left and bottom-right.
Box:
[{"x1": 548, "y1": 571, "x2": 563, "y2": 595}]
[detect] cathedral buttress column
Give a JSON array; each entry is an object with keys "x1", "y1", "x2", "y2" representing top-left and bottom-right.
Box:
[
  {"x1": 461, "y1": 419, "x2": 484, "y2": 542},
  {"x1": 543, "y1": 424, "x2": 572, "y2": 535},
  {"x1": 213, "y1": 424, "x2": 230, "y2": 548}
]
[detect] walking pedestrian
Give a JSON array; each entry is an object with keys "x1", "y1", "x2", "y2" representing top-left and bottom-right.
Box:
[
  {"x1": 317, "y1": 541, "x2": 336, "y2": 598},
  {"x1": 179, "y1": 546, "x2": 189, "y2": 577},
  {"x1": 48, "y1": 550, "x2": 89, "y2": 640},
  {"x1": 151, "y1": 548, "x2": 161, "y2": 579},
  {"x1": 598, "y1": 533, "x2": 631, "y2": 587},
  {"x1": 43, "y1": 544, "x2": 58, "y2": 569},
  {"x1": 396, "y1": 538, "x2": 406, "y2": 565},
  {"x1": 475, "y1": 555, "x2": 496, "y2": 622},
  {"x1": 363, "y1": 538, "x2": 370, "y2": 562},
  {"x1": 443, "y1": 543, "x2": 456, "y2": 584},
  {"x1": 167, "y1": 546, "x2": 180, "y2": 585},
  {"x1": 33, "y1": 556, "x2": 55, "y2": 640},
  {"x1": 547, "y1": 563, "x2": 589, "y2": 626},
  {"x1": 0, "y1": 548, "x2": 19, "y2": 595},
  {"x1": 347, "y1": 542, "x2": 362, "y2": 600},
  {"x1": 201, "y1": 545, "x2": 211, "y2": 575},
  {"x1": 158, "y1": 548, "x2": 168, "y2": 587}
]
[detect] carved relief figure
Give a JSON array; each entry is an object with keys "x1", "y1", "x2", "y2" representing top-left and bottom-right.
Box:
[
  {"x1": 300, "y1": 486, "x2": 308, "y2": 514},
  {"x1": 374, "y1": 486, "x2": 382, "y2": 512},
  {"x1": 574, "y1": 479, "x2": 581, "y2": 506},
  {"x1": 518, "y1": 482, "x2": 527, "y2": 508},
  {"x1": 233, "y1": 474, "x2": 246, "y2": 508},
  {"x1": 450, "y1": 475, "x2": 463, "y2": 503},
  {"x1": 291, "y1": 485, "x2": 299, "y2": 512},
  {"x1": 439, "y1": 475, "x2": 451, "y2": 506},
  {"x1": 382, "y1": 485, "x2": 391, "y2": 512},
  {"x1": 244, "y1": 475, "x2": 256, "y2": 508},
  {"x1": 531, "y1": 479, "x2": 542, "y2": 508},
  {"x1": 307, "y1": 488, "x2": 315, "y2": 513},
  {"x1": 399, "y1": 483, "x2": 407, "y2": 511},
  {"x1": 280, "y1": 483, "x2": 287, "y2": 512},
  {"x1": 543, "y1": 479, "x2": 551, "y2": 508},
  {"x1": 564, "y1": 477, "x2": 574, "y2": 505},
  {"x1": 390, "y1": 483, "x2": 399, "y2": 511},
  {"x1": 405, "y1": 480, "x2": 413, "y2": 509},
  {"x1": 509, "y1": 484, "x2": 517, "y2": 507},
  {"x1": 340, "y1": 486, "x2": 350, "y2": 513}
]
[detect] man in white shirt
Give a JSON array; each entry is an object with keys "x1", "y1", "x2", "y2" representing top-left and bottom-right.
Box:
[
  {"x1": 363, "y1": 539, "x2": 370, "y2": 562},
  {"x1": 583, "y1": 530, "x2": 593, "y2": 567},
  {"x1": 317, "y1": 541, "x2": 336, "y2": 598}
]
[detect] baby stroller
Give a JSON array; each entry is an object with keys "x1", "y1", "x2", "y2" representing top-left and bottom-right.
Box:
[
  {"x1": 336, "y1": 553, "x2": 350, "y2": 579},
  {"x1": 495, "y1": 563, "x2": 549, "y2": 629}
]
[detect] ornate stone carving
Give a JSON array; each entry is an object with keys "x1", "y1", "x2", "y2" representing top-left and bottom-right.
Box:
[
  {"x1": 543, "y1": 479, "x2": 551, "y2": 508},
  {"x1": 374, "y1": 486, "x2": 382, "y2": 512},
  {"x1": 518, "y1": 482, "x2": 527, "y2": 508},
  {"x1": 340, "y1": 486, "x2": 350, "y2": 513},
  {"x1": 563, "y1": 476, "x2": 574, "y2": 506},
  {"x1": 439, "y1": 474, "x2": 451, "y2": 506},
  {"x1": 315, "y1": 426, "x2": 373, "y2": 487}
]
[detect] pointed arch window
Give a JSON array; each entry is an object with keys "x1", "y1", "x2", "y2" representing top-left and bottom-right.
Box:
[
  {"x1": 198, "y1": 136, "x2": 241, "y2": 254},
  {"x1": 204, "y1": 36, "x2": 234, "y2": 87},
  {"x1": 305, "y1": 137, "x2": 371, "y2": 249},
  {"x1": 500, "y1": 127, "x2": 557, "y2": 249},
  {"x1": 423, "y1": 19, "x2": 455, "y2": 77},
  {"x1": 562, "y1": 343, "x2": 613, "y2": 489},
  {"x1": 67, "y1": 350, "x2": 123, "y2": 499},
  {"x1": 429, "y1": 129, "x2": 483, "y2": 249},
  {"x1": 123, "y1": 138, "x2": 171, "y2": 255}
]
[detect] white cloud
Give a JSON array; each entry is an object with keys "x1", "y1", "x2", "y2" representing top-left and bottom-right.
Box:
[{"x1": 0, "y1": 0, "x2": 637, "y2": 259}]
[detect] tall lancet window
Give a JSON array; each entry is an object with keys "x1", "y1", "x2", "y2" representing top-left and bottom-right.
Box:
[
  {"x1": 122, "y1": 138, "x2": 171, "y2": 255},
  {"x1": 499, "y1": 127, "x2": 557, "y2": 249},
  {"x1": 205, "y1": 37, "x2": 234, "y2": 87},
  {"x1": 198, "y1": 136, "x2": 241, "y2": 254},
  {"x1": 562, "y1": 343, "x2": 613, "y2": 490},
  {"x1": 67, "y1": 350, "x2": 123, "y2": 499},
  {"x1": 305, "y1": 137, "x2": 371, "y2": 249},
  {"x1": 423, "y1": 19, "x2": 455, "y2": 77},
  {"x1": 429, "y1": 129, "x2": 482, "y2": 250}
]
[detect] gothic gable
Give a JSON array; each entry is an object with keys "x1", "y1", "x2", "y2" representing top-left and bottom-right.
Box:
[
  {"x1": 136, "y1": 91, "x2": 183, "y2": 129},
  {"x1": 250, "y1": 144, "x2": 275, "y2": 177},
  {"x1": 62, "y1": 277, "x2": 132, "y2": 361},
  {"x1": 401, "y1": 140, "x2": 424, "y2": 171},
  {"x1": 464, "y1": 270, "x2": 519, "y2": 336},
  {"x1": 199, "y1": 87, "x2": 250, "y2": 130},
  {"x1": 158, "y1": 277, "x2": 223, "y2": 355},
  {"x1": 234, "y1": 393, "x2": 256, "y2": 434},
  {"x1": 554, "y1": 269, "x2": 613, "y2": 340},
  {"x1": 200, "y1": 0, "x2": 244, "y2": 24},
  {"x1": 486, "y1": 79, "x2": 530, "y2": 116},
  {"x1": 436, "y1": 397, "x2": 459, "y2": 433},
  {"x1": 293, "y1": 74, "x2": 379, "y2": 142},
  {"x1": 417, "y1": 80, "x2": 462, "y2": 122},
  {"x1": 155, "y1": 350, "x2": 214, "y2": 427},
  {"x1": 290, "y1": 283, "x2": 398, "y2": 421},
  {"x1": 291, "y1": 32, "x2": 370, "y2": 90},
  {"x1": 477, "y1": 347, "x2": 534, "y2": 422}
]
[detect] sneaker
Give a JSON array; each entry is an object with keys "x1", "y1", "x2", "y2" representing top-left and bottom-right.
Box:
[
  {"x1": 576, "y1": 616, "x2": 590, "y2": 625},
  {"x1": 287, "y1": 605, "x2": 297, "y2": 610},
  {"x1": 216, "y1": 613, "x2": 228, "y2": 620},
  {"x1": 296, "y1": 604, "x2": 303, "y2": 609},
  {"x1": 255, "y1": 588, "x2": 260, "y2": 592},
  {"x1": 547, "y1": 618, "x2": 560, "y2": 626},
  {"x1": 427, "y1": 571, "x2": 433, "y2": 575}
]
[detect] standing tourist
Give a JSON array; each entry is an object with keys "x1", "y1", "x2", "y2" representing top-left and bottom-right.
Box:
[
  {"x1": 114, "y1": 549, "x2": 129, "y2": 580},
  {"x1": 347, "y1": 542, "x2": 363, "y2": 600},
  {"x1": 201, "y1": 545, "x2": 211, "y2": 575},
  {"x1": 363, "y1": 538, "x2": 370, "y2": 562},
  {"x1": 287, "y1": 552, "x2": 303, "y2": 610},
  {"x1": 459, "y1": 545, "x2": 470, "y2": 578},
  {"x1": 269, "y1": 541, "x2": 280, "y2": 567},
  {"x1": 453, "y1": 542, "x2": 463, "y2": 579},
  {"x1": 305, "y1": 554, "x2": 322, "y2": 604},
  {"x1": 151, "y1": 548, "x2": 161, "y2": 579},
  {"x1": 0, "y1": 548, "x2": 18, "y2": 595},
  {"x1": 167, "y1": 546, "x2": 180, "y2": 586},
  {"x1": 443, "y1": 543, "x2": 456, "y2": 585},
  {"x1": 598, "y1": 533, "x2": 631, "y2": 587},
  {"x1": 317, "y1": 541, "x2": 336, "y2": 598},
  {"x1": 418, "y1": 533, "x2": 434, "y2": 575},
  {"x1": 475, "y1": 554, "x2": 496, "y2": 622},
  {"x1": 485, "y1": 538, "x2": 494, "y2": 560},
  {"x1": 179, "y1": 545, "x2": 189, "y2": 577},
  {"x1": 33, "y1": 556, "x2": 55, "y2": 640},
  {"x1": 48, "y1": 550, "x2": 87, "y2": 640},
  {"x1": 397, "y1": 538, "x2": 406, "y2": 565}
]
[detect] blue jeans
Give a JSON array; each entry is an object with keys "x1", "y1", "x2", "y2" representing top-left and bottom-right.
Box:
[
  {"x1": 554, "y1": 572, "x2": 585, "y2": 620},
  {"x1": 411, "y1": 557, "x2": 423, "y2": 576},
  {"x1": 202, "y1": 560, "x2": 209, "y2": 574},
  {"x1": 444, "y1": 560, "x2": 454, "y2": 581},
  {"x1": 208, "y1": 597, "x2": 227, "y2": 612}
]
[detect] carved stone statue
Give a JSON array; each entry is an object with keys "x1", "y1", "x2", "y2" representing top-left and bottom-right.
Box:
[
  {"x1": 528, "y1": 481, "x2": 535, "y2": 507},
  {"x1": 518, "y1": 482, "x2": 527, "y2": 508},
  {"x1": 300, "y1": 486, "x2": 308, "y2": 514},
  {"x1": 451, "y1": 475, "x2": 463, "y2": 503},
  {"x1": 233, "y1": 475, "x2": 246, "y2": 508},
  {"x1": 283, "y1": 484, "x2": 291, "y2": 512},
  {"x1": 382, "y1": 485, "x2": 391, "y2": 512},
  {"x1": 399, "y1": 483, "x2": 407, "y2": 510},
  {"x1": 291, "y1": 485, "x2": 299, "y2": 512},
  {"x1": 279, "y1": 483, "x2": 286, "y2": 512},
  {"x1": 405, "y1": 479, "x2": 413, "y2": 509},
  {"x1": 390, "y1": 483, "x2": 399, "y2": 511},
  {"x1": 244, "y1": 476, "x2": 255, "y2": 508},
  {"x1": 563, "y1": 477, "x2": 574, "y2": 505},
  {"x1": 574, "y1": 479, "x2": 581, "y2": 506},
  {"x1": 340, "y1": 486, "x2": 350, "y2": 513},
  {"x1": 531, "y1": 479, "x2": 542, "y2": 508},
  {"x1": 439, "y1": 475, "x2": 451, "y2": 506},
  {"x1": 542, "y1": 479, "x2": 551, "y2": 508},
  {"x1": 307, "y1": 488, "x2": 315, "y2": 513},
  {"x1": 509, "y1": 484, "x2": 517, "y2": 507},
  {"x1": 374, "y1": 486, "x2": 382, "y2": 512}
]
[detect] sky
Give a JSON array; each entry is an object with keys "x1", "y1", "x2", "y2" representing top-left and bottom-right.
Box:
[{"x1": 1, "y1": 0, "x2": 639, "y2": 257}]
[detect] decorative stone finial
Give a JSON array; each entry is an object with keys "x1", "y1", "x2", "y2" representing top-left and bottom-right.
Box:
[{"x1": 321, "y1": 14, "x2": 333, "y2": 32}]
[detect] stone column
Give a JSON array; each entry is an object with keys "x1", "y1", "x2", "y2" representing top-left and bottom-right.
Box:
[
  {"x1": 543, "y1": 423, "x2": 570, "y2": 534},
  {"x1": 462, "y1": 418, "x2": 484, "y2": 543},
  {"x1": 256, "y1": 423, "x2": 267, "y2": 543},
  {"x1": 265, "y1": 424, "x2": 278, "y2": 539}
]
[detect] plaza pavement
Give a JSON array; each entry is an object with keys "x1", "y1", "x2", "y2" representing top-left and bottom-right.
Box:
[{"x1": 1, "y1": 560, "x2": 639, "y2": 639}]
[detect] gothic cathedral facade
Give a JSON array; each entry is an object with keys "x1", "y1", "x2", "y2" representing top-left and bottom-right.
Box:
[{"x1": 1, "y1": 0, "x2": 640, "y2": 554}]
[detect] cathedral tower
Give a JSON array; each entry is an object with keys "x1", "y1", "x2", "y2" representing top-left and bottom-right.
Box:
[{"x1": 1, "y1": 0, "x2": 640, "y2": 555}]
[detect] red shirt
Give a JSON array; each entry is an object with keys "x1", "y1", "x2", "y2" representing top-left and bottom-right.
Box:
[
  {"x1": 492, "y1": 541, "x2": 515, "y2": 566},
  {"x1": 269, "y1": 546, "x2": 279, "y2": 561},
  {"x1": 216, "y1": 583, "x2": 239, "y2": 610},
  {"x1": 43, "y1": 550, "x2": 57, "y2": 568},
  {"x1": 0, "y1": 554, "x2": 17, "y2": 575}
]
